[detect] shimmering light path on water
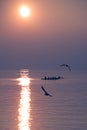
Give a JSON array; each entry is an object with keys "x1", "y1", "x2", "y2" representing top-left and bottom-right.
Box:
[{"x1": 17, "y1": 69, "x2": 31, "y2": 130}]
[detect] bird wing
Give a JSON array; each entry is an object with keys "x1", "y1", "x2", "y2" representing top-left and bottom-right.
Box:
[
  {"x1": 60, "y1": 64, "x2": 71, "y2": 71},
  {"x1": 68, "y1": 66, "x2": 71, "y2": 71},
  {"x1": 41, "y1": 86, "x2": 47, "y2": 93},
  {"x1": 41, "y1": 86, "x2": 52, "y2": 97},
  {"x1": 48, "y1": 93, "x2": 52, "y2": 97},
  {"x1": 60, "y1": 64, "x2": 66, "y2": 67}
]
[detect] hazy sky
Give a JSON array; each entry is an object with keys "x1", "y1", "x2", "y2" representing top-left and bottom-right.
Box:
[{"x1": 0, "y1": 0, "x2": 87, "y2": 70}]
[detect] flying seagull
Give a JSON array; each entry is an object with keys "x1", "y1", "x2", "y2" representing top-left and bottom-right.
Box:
[
  {"x1": 41, "y1": 86, "x2": 52, "y2": 97},
  {"x1": 59, "y1": 64, "x2": 71, "y2": 71}
]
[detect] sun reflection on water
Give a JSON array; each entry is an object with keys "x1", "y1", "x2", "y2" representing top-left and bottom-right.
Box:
[{"x1": 17, "y1": 69, "x2": 31, "y2": 130}]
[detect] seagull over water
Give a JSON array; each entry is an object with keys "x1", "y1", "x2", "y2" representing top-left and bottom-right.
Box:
[
  {"x1": 59, "y1": 64, "x2": 71, "y2": 71},
  {"x1": 41, "y1": 86, "x2": 52, "y2": 97}
]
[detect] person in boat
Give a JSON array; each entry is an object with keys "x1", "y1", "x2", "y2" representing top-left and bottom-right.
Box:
[{"x1": 41, "y1": 76, "x2": 64, "y2": 80}]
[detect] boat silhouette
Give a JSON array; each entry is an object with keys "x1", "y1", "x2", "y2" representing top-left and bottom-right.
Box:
[{"x1": 41, "y1": 76, "x2": 64, "y2": 80}]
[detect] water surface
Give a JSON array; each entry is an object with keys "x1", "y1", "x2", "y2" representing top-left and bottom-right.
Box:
[{"x1": 0, "y1": 69, "x2": 87, "y2": 130}]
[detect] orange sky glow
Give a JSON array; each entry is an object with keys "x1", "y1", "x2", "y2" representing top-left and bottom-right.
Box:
[{"x1": 0, "y1": 0, "x2": 87, "y2": 70}]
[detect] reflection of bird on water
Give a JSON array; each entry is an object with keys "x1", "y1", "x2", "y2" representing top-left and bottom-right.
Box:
[
  {"x1": 59, "y1": 64, "x2": 71, "y2": 71},
  {"x1": 41, "y1": 86, "x2": 52, "y2": 97}
]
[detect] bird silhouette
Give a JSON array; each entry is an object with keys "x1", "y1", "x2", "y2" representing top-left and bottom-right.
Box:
[
  {"x1": 41, "y1": 86, "x2": 52, "y2": 97},
  {"x1": 59, "y1": 64, "x2": 71, "y2": 71}
]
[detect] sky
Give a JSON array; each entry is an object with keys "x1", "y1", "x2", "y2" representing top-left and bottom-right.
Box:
[{"x1": 0, "y1": 0, "x2": 87, "y2": 70}]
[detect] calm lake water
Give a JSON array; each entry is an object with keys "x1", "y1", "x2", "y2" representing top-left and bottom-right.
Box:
[{"x1": 0, "y1": 69, "x2": 87, "y2": 130}]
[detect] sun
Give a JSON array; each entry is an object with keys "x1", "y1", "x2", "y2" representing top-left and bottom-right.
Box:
[{"x1": 20, "y1": 6, "x2": 30, "y2": 17}]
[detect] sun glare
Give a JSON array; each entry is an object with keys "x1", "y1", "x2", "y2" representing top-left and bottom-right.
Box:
[
  {"x1": 17, "y1": 69, "x2": 30, "y2": 86},
  {"x1": 20, "y1": 6, "x2": 30, "y2": 17},
  {"x1": 18, "y1": 77, "x2": 30, "y2": 86}
]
